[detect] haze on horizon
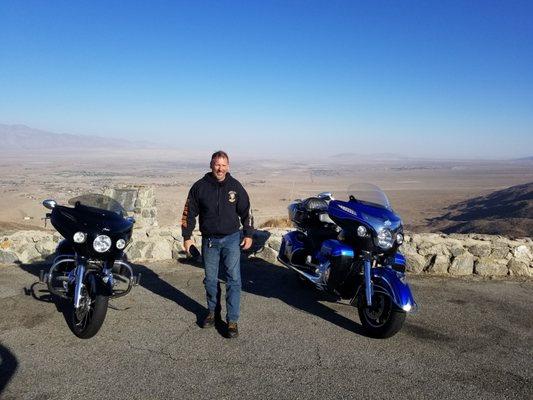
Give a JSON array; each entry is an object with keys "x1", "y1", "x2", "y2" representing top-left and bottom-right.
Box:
[{"x1": 1, "y1": 1, "x2": 532, "y2": 159}]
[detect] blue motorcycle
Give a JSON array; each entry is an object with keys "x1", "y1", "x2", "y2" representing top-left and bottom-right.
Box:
[{"x1": 278, "y1": 183, "x2": 417, "y2": 338}]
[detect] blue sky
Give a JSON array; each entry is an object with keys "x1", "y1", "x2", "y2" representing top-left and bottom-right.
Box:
[{"x1": 1, "y1": 0, "x2": 532, "y2": 158}]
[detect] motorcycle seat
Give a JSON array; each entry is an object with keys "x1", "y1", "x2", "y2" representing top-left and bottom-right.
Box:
[{"x1": 302, "y1": 197, "x2": 328, "y2": 212}]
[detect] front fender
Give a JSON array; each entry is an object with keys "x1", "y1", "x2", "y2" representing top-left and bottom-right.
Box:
[{"x1": 372, "y1": 267, "x2": 417, "y2": 313}]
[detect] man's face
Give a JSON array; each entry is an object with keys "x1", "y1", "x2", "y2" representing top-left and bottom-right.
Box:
[{"x1": 211, "y1": 157, "x2": 229, "y2": 182}]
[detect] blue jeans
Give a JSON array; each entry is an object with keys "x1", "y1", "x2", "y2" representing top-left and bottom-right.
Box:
[{"x1": 201, "y1": 231, "x2": 241, "y2": 323}]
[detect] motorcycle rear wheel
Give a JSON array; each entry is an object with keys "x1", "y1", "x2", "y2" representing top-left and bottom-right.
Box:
[
  {"x1": 67, "y1": 273, "x2": 108, "y2": 339},
  {"x1": 357, "y1": 292, "x2": 405, "y2": 339}
]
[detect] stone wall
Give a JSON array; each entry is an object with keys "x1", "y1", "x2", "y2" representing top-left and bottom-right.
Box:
[
  {"x1": 401, "y1": 233, "x2": 532, "y2": 277},
  {"x1": 1, "y1": 227, "x2": 531, "y2": 278},
  {"x1": 103, "y1": 186, "x2": 158, "y2": 228}
]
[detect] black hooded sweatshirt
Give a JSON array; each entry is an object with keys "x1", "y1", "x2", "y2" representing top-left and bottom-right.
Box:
[{"x1": 181, "y1": 172, "x2": 253, "y2": 240}]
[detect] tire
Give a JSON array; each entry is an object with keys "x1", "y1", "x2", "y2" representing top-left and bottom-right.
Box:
[
  {"x1": 67, "y1": 273, "x2": 108, "y2": 339},
  {"x1": 357, "y1": 291, "x2": 405, "y2": 339}
]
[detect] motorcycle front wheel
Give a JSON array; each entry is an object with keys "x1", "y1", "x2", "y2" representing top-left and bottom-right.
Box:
[
  {"x1": 67, "y1": 273, "x2": 108, "y2": 339},
  {"x1": 357, "y1": 292, "x2": 405, "y2": 339}
]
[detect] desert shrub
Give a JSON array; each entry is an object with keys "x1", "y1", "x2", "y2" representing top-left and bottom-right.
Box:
[{"x1": 259, "y1": 217, "x2": 293, "y2": 228}]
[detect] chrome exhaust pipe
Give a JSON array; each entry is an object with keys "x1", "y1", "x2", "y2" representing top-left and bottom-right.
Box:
[{"x1": 277, "y1": 256, "x2": 324, "y2": 285}]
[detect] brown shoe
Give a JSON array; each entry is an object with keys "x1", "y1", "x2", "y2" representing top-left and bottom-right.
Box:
[
  {"x1": 227, "y1": 322, "x2": 239, "y2": 338},
  {"x1": 201, "y1": 311, "x2": 216, "y2": 328}
]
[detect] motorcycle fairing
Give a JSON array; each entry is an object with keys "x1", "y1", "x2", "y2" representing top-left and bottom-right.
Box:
[
  {"x1": 328, "y1": 200, "x2": 402, "y2": 233},
  {"x1": 52, "y1": 205, "x2": 133, "y2": 237},
  {"x1": 371, "y1": 266, "x2": 417, "y2": 313},
  {"x1": 317, "y1": 239, "x2": 354, "y2": 260},
  {"x1": 279, "y1": 231, "x2": 307, "y2": 265},
  {"x1": 393, "y1": 252, "x2": 406, "y2": 267}
]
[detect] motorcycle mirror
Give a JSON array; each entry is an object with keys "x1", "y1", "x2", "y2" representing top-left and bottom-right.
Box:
[
  {"x1": 42, "y1": 199, "x2": 57, "y2": 209},
  {"x1": 317, "y1": 192, "x2": 333, "y2": 201}
]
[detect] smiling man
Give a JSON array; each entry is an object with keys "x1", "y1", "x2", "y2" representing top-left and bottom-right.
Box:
[{"x1": 181, "y1": 150, "x2": 253, "y2": 338}]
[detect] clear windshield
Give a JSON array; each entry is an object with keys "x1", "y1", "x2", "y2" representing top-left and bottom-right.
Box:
[
  {"x1": 68, "y1": 194, "x2": 126, "y2": 215},
  {"x1": 333, "y1": 183, "x2": 392, "y2": 210}
]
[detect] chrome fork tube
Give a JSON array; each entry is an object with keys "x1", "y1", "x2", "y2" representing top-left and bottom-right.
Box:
[
  {"x1": 73, "y1": 258, "x2": 86, "y2": 309},
  {"x1": 364, "y1": 258, "x2": 373, "y2": 307}
]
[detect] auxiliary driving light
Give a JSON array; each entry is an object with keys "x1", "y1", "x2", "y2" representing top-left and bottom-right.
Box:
[
  {"x1": 116, "y1": 239, "x2": 126, "y2": 250},
  {"x1": 397, "y1": 233, "x2": 404, "y2": 245},
  {"x1": 73, "y1": 232, "x2": 87, "y2": 243}
]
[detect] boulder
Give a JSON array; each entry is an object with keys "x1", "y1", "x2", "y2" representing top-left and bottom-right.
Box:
[
  {"x1": 126, "y1": 240, "x2": 147, "y2": 260},
  {"x1": 450, "y1": 245, "x2": 466, "y2": 257},
  {"x1": 0, "y1": 250, "x2": 18, "y2": 264},
  {"x1": 490, "y1": 243, "x2": 510, "y2": 259},
  {"x1": 267, "y1": 235, "x2": 282, "y2": 252},
  {"x1": 449, "y1": 253, "x2": 475, "y2": 276},
  {"x1": 404, "y1": 252, "x2": 427, "y2": 274},
  {"x1": 417, "y1": 243, "x2": 450, "y2": 257},
  {"x1": 507, "y1": 259, "x2": 531, "y2": 277},
  {"x1": 512, "y1": 245, "x2": 532, "y2": 261},
  {"x1": 252, "y1": 246, "x2": 279, "y2": 265},
  {"x1": 468, "y1": 243, "x2": 492, "y2": 257},
  {"x1": 35, "y1": 237, "x2": 58, "y2": 257},
  {"x1": 17, "y1": 246, "x2": 42, "y2": 264},
  {"x1": 475, "y1": 257, "x2": 508, "y2": 277},
  {"x1": 427, "y1": 254, "x2": 450, "y2": 275},
  {"x1": 147, "y1": 240, "x2": 173, "y2": 260}
]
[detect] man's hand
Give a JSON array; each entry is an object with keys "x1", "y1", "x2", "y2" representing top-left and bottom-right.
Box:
[
  {"x1": 240, "y1": 237, "x2": 253, "y2": 250},
  {"x1": 184, "y1": 239, "x2": 194, "y2": 254}
]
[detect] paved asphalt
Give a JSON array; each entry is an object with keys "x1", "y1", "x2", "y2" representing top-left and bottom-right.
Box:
[{"x1": 0, "y1": 259, "x2": 531, "y2": 400}]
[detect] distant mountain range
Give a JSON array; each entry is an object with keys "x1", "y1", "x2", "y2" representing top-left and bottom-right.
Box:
[
  {"x1": 0, "y1": 124, "x2": 159, "y2": 151},
  {"x1": 427, "y1": 182, "x2": 533, "y2": 237},
  {"x1": 330, "y1": 152, "x2": 413, "y2": 162}
]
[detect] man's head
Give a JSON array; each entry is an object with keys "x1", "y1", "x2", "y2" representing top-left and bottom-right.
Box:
[{"x1": 210, "y1": 150, "x2": 229, "y2": 182}]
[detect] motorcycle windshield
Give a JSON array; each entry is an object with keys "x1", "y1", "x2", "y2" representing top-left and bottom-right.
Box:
[
  {"x1": 333, "y1": 183, "x2": 392, "y2": 210},
  {"x1": 68, "y1": 194, "x2": 126, "y2": 216}
]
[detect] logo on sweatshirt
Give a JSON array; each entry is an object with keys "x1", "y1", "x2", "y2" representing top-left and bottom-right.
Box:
[{"x1": 228, "y1": 191, "x2": 237, "y2": 203}]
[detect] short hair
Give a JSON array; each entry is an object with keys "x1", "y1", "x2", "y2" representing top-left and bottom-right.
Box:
[{"x1": 210, "y1": 150, "x2": 229, "y2": 166}]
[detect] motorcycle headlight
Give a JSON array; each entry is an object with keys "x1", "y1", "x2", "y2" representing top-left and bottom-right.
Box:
[
  {"x1": 357, "y1": 225, "x2": 367, "y2": 237},
  {"x1": 397, "y1": 233, "x2": 404, "y2": 245},
  {"x1": 377, "y1": 229, "x2": 393, "y2": 250},
  {"x1": 73, "y1": 232, "x2": 87, "y2": 243},
  {"x1": 116, "y1": 238, "x2": 126, "y2": 250},
  {"x1": 93, "y1": 235, "x2": 112, "y2": 253}
]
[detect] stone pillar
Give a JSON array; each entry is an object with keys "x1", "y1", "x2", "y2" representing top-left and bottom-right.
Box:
[{"x1": 103, "y1": 186, "x2": 158, "y2": 228}]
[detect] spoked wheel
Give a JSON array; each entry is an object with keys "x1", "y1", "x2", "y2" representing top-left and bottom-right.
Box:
[
  {"x1": 357, "y1": 291, "x2": 405, "y2": 339},
  {"x1": 67, "y1": 273, "x2": 108, "y2": 339}
]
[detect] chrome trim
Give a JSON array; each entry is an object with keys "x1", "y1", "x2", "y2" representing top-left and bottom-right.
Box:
[
  {"x1": 318, "y1": 213, "x2": 335, "y2": 224},
  {"x1": 109, "y1": 260, "x2": 137, "y2": 298},
  {"x1": 73, "y1": 263, "x2": 86, "y2": 309},
  {"x1": 52, "y1": 254, "x2": 76, "y2": 263},
  {"x1": 277, "y1": 256, "x2": 327, "y2": 290},
  {"x1": 46, "y1": 257, "x2": 76, "y2": 299},
  {"x1": 364, "y1": 259, "x2": 373, "y2": 307}
]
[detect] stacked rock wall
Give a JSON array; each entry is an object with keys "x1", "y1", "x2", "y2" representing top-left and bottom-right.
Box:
[
  {"x1": 1, "y1": 227, "x2": 531, "y2": 278},
  {"x1": 401, "y1": 233, "x2": 532, "y2": 277}
]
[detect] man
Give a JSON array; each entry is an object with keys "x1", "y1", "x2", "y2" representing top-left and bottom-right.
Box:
[{"x1": 181, "y1": 151, "x2": 253, "y2": 338}]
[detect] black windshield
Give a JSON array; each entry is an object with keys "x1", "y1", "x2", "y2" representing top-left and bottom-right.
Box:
[{"x1": 68, "y1": 194, "x2": 126, "y2": 215}]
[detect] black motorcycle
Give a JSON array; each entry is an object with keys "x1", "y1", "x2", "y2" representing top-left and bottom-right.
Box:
[{"x1": 41, "y1": 194, "x2": 139, "y2": 338}]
